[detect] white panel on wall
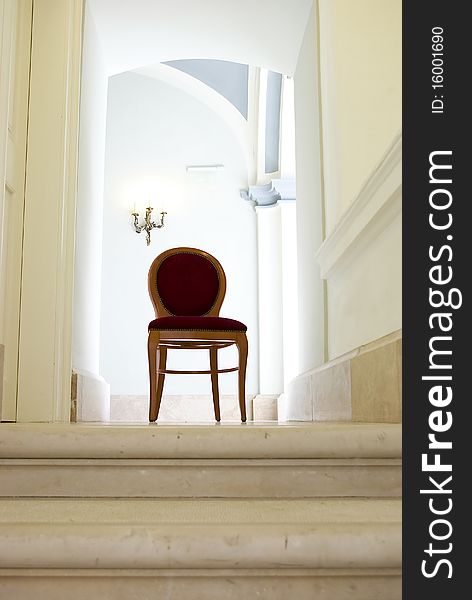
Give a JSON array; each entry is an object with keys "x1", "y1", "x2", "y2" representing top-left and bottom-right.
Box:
[
  {"x1": 327, "y1": 210, "x2": 401, "y2": 359},
  {"x1": 100, "y1": 72, "x2": 258, "y2": 396},
  {"x1": 318, "y1": 135, "x2": 402, "y2": 360}
]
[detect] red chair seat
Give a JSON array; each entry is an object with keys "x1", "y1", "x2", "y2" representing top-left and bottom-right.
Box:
[{"x1": 149, "y1": 316, "x2": 247, "y2": 332}]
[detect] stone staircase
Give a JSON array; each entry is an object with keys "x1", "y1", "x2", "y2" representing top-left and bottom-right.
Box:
[{"x1": 0, "y1": 422, "x2": 402, "y2": 599}]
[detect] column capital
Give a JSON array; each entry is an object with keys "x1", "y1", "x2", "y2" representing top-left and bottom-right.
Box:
[
  {"x1": 240, "y1": 178, "x2": 296, "y2": 208},
  {"x1": 239, "y1": 182, "x2": 280, "y2": 207}
]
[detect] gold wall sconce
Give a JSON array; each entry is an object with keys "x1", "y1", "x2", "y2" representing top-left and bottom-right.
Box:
[{"x1": 131, "y1": 207, "x2": 166, "y2": 246}]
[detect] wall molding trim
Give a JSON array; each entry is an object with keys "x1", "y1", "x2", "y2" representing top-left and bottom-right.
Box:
[{"x1": 316, "y1": 132, "x2": 402, "y2": 279}]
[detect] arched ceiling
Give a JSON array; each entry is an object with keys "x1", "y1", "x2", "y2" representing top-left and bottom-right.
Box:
[
  {"x1": 164, "y1": 59, "x2": 249, "y2": 118},
  {"x1": 88, "y1": 0, "x2": 313, "y2": 76}
]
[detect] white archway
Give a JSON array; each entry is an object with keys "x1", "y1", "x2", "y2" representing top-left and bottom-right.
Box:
[{"x1": 88, "y1": 0, "x2": 312, "y2": 76}]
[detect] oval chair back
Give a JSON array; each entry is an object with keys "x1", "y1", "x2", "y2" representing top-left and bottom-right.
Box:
[{"x1": 148, "y1": 247, "x2": 226, "y2": 318}]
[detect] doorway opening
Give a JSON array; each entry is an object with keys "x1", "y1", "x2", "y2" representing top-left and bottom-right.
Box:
[{"x1": 72, "y1": 0, "x2": 313, "y2": 423}]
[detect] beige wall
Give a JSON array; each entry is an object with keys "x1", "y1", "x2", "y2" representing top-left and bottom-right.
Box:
[
  {"x1": 317, "y1": 0, "x2": 402, "y2": 361},
  {"x1": 16, "y1": 0, "x2": 82, "y2": 421},
  {"x1": 318, "y1": 0, "x2": 401, "y2": 234},
  {"x1": 0, "y1": 0, "x2": 32, "y2": 420}
]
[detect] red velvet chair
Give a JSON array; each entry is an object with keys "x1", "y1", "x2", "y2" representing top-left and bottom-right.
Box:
[{"x1": 147, "y1": 247, "x2": 248, "y2": 422}]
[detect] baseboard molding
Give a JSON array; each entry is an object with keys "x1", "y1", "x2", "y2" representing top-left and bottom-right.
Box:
[
  {"x1": 283, "y1": 330, "x2": 402, "y2": 423},
  {"x1": 252, "y1": 394, "x2": 278, "y2": 420},
  {"x1": 72, "y1": 370, "x2": 110, "y2": 422}
]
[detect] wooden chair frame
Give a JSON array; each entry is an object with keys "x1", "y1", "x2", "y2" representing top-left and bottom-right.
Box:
[{"x1": 147, "y1": 247, "x2": 248, "y2": 422}]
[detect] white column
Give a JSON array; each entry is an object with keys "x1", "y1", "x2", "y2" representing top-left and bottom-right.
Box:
[
  {"x1": 255, "y1": 204, "x2": 284, "y2": 395},
  {"x1": 279, "y1": 199, "x2": 299, "y2": 387},
  {"x1": 72, "y1": 3, "x2": 108, "y2": 376}
]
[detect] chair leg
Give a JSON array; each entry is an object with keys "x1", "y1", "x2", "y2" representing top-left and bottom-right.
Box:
[
  {"x1": 148, "y1": 333, "x2": 159, "y2": 422},
  {"x1": 154, "y1": 346, "x2": 167, "y2": 421},
  {"x1": 235, "y1": 333, "x2": 248, "y2": 422},
  {"x1": 209, "y1": 347, "x2": 221, "y2": 422}
]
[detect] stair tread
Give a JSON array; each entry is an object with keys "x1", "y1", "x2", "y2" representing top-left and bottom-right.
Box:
[
  {"x1": 0, "y1": 422, "x2": 401, "y2": 459},
  {"x1": 0, "y1": 497, "x2": 401, "y2": 524},
  {"x1": 0, "y1": 498, "x2": 401, "y2": 570}
]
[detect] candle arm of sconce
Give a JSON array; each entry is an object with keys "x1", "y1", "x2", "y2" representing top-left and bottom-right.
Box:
[
  {"x1": 131, "y1": 212, "x2": 145, "y2": 233},
  {"x1": 151, "y1": 211, "x2": 167, "y2": 229}
]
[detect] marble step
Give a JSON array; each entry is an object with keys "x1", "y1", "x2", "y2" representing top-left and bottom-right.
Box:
[
  {"x1": 0, "y1": 423, "x2": 401, "y2": 498},
  {"x1": 0, "y1": 497, "x2": 401, "y2": 600},
  {"x1": 0, "y1": 456, "x2": 401, "y2": 498},
  {"x1": 0, "y1": 422, "x2": 401, "y2": 458}
]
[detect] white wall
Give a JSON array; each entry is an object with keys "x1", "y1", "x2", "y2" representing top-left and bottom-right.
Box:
[
  {"x1": 72, "y1": 3, "x2": 108, "y2": 375},
  {"x1": 88, "y1": 0, "x2": 312, "y2": 77},
  {"x1": 294, "y1": 4, "x2": 325, "y2": 374},
  {"x1": 100, "y1": 71, "x2": 258, "y2": 396},
  {"x1": 280, "y1": 76, "x2": 296, "y2": 180},
  {"x1": 318, "y1": 0, "x2": 402, "y2": 234},
  {"x1": 136, "y1": 62, "x2": 256, "y2": 185}
]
